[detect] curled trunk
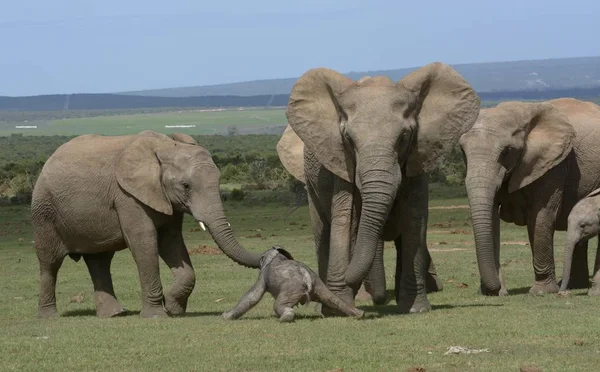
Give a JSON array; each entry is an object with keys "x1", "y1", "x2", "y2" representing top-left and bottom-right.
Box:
[
  {"x1": 559, "y1": 235, "x2": 578, "y2": 291},
  {"x1": 193, "y1": 193, "x2": 261, "y2": 268}
]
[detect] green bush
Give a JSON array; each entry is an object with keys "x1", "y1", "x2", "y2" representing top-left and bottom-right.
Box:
[{"x1": 230, "y1": 188, "x2": 247, "y2": 201}]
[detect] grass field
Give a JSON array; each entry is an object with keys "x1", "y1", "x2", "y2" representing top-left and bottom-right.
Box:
[
  {"x1": 2, "y1": 195, "x2": 600, "y2": 371},
  {"x1": 0, "y1": 108, "x2": 287, "y2": 136}
]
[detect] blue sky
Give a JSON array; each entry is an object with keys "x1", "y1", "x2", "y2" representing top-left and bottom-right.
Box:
[{"x1": 1, "y1": 0, "x2": 598, "y2": 96}]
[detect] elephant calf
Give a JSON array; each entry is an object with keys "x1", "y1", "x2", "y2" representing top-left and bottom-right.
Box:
[
  {"x1": 559, "y1": 189, "x2": 600, "y2": 296},
  {"x1": 222, "y1": 247, "x2": 365, "y2": 322}
]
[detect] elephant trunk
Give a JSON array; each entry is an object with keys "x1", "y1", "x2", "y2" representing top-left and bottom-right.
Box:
[
  {"x1": 346, "y1": 149, "x2": 400, "y2": 288},
  {"x1": 465, "y1": 158, "x2": 504, "y2": 295},
  {"x1": 559, "y1": 231, "x2": 579, "y2": 291},
  {"x1": 192, "y1": 192, "x2": 261, "y2": 268}
]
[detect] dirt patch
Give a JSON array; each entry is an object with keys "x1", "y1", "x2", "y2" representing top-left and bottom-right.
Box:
[
  {"x1": 502, "y1": 241, "x2": 529, "y2": 246},
  {"x1": 520, "y1": 366, "x2": 542, "y2": 372},
  {"x1": 429, "y1": 248, "x2": 469, "y2": 252},
  {"x1": 450, "y1": 229, "x2": 471, "y2": 235},
  {"x1": 188, "y1": 245, "x2": 222, "y2": 255},
  {"x1": 429, "y1": 205, "x2": 469, "y2": 210}
]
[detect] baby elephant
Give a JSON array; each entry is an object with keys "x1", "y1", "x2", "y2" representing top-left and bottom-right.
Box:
[
  {"x1": 222, "y1": 246, "x2": 364, "y2": 322},
  {"x1": 559, "y1": 189, "x2": 600, "y2": 296}
]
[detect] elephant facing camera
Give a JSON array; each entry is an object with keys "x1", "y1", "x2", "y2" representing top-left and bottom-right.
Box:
[{"x1": 222, "y1": 246, "x2": 365, "y2": 322}]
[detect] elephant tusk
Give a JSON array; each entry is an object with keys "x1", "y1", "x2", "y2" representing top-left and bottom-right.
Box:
[
  {"x1": 199, "y1": 222, "x2": 207, "y2": 231},
  {"x1": 227, "y1": 222, "x2": 231, "y2": 227}
]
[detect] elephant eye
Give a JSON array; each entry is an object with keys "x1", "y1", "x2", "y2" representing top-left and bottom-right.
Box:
[{"x1": 182, "y1": 182, "x2": 190, "y2": 190}]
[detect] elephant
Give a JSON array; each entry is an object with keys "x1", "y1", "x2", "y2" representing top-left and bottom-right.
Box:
[
  {"x1": 559, "y1": 188, "x2": 600, "y2": 295},
  {"x1": 276, "y1": 62, "x2": 480, "y2": 314},
  {"x1": 31, "y1": 130, "x2": 261, "y2": 318},
  {"x1": 222, "y1": 246, "x2": 364, "y2": 322},
  {"x1": 460, "y1": 98, "x2": 600, "y2": 296}
]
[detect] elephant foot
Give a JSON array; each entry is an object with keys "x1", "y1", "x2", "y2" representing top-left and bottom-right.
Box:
[
  {"x1": 528, "y1": 280, "x2": 559, "y2": 296},
  {"x1": 222, "y1": 311, "x2": 236, "y2": 320},
  {"x1": 140, "y1": 306, "x2": 169, "y2": 318},
  {"x1": 426, "y1": 273, "x2": 444, "y2": 293},
  {"x1": 96, "y1": 305, "x2": 127, "y2": 318},
  {"x1": 587, "y1": 285, "x2": 600, "y2": 296},
  {"x1": 478, "y1": 285, "x2": 509, "y2": 296},
  {"x1": 357, "y1": 284, "x2": 387, "y2": 305},
  {"x1": 321, "y1": 287, "x2": 354, "y2": 317},
  {"x1": 95, "y1": 295, "x2": 127, "y2": 318},
  {"x1": 38, "y1": 306, "x2": 59, "y2": 319},
  {"x1": 279, "y1": 308, "x2": 295, "y2": 323},
  {"x1": 396, "y1": 293, "x2": 431, "y2": 314},
  {"x1": 164, "y1": 295, "x2": 187, "y2": 317}
]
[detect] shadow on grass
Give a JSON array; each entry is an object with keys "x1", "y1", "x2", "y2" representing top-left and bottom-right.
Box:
[
  {"x1": 62, "y1": 309, "x2": 226, "y2": 318},
  {"x1": 62, "y1": 309, "x2": 135, "y2": 317},
  {"x1": 358, "y1": 302, "x2": 504, "y2": 318},
  {"x1": 507, "y1": 286, "x2": 532, "y2": 295}
]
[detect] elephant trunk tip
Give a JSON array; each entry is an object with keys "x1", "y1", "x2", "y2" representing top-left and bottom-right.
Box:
[{"x1": 345, "y1": 263, "x2": 368, "y2": 289}]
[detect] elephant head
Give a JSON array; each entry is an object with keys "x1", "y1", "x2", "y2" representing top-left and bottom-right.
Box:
[
  {"x1": 459, "y1": 101, "x2": 575, "y2": 294},
  {"x1": 284, "y1": 62, "x2": 480, "y2": 287},
  {"x1": 115, "y1": 133, "x2": 261, "y2": 268}
]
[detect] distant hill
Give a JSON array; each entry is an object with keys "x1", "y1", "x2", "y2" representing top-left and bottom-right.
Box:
[
  {"x1": 2, "y1": 87, "x2": 600, "y2": 112},
  {"x1": 120, "y1": 56, "x2": 600, "y2": 97}
]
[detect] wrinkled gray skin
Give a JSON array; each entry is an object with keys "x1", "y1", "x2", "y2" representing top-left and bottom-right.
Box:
[
  {"x1": 559, "y1": 190, "x2": 600, "y2": 295},
  {"x1": 460, "y1": 98, "x2": 600, "y2": 296},
  {"x1": 277, "y1": 63, "x2": 480, "y2": 314},
  {"x1": 222, "y1": 247, "x2": 364, "y2": 322},
  {"x1": 32, "y1": 130, "x2": 260, "y2": 318}
]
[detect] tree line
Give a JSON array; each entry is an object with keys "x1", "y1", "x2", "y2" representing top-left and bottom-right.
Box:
[{"x1": 0, "y1": 133, "x2": 468, "y2": 205}]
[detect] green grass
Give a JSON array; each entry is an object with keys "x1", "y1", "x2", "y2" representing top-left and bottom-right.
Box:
[
  {"x1": 1, "y1": 198, "x2": 600, "y2": 371},
  {"x1": 0, "y1": 108, "x2": 287, "y2": 136}
]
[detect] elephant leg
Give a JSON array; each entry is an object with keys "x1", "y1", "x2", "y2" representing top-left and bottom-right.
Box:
[
  {"x1": 323, "y1": 180, "x2": 355, "y2": 316},
  {"x1": 34, "y1": 223, "x2": 67, "y2": 318},
  {"x1": 83, "y1": 251, "x2": 126, "y2": 318},
  {"x1": 526, "y1": 192, "x2": 562, "y2": 295},
  {"x1": 157, "y1": 223, "x2": 196, "y2": 316},
  {"x1": 566, "y1": 240, "x2": 590, "y2": 289},
  {"x1": 362, "y1": 239, "x2": 387, "y2": 305},
  {"x1": 396, "y1": 174, "x2": 431, "y2": 314},
  {"x1": 273, "y1": 288, "x2": 304, "y2": 323},
  {"x1": 588, "y1": 238, "x2": 600, "y2": 296},
  {"x1": 424, "y1": 248, "x2": 444, "y2": 293},
  {"x1": 118, "y1": 208, "x2": 167, "y2": 318}
]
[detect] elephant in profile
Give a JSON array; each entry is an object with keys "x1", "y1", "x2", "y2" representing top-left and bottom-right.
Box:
[
  {"x1": 460, "y1": 98, "x2": 600, "y2": 296},
  {"x1": 32, "y1": 130, "x2": 261, "y2": 318},
  {"x1": 277, "y1": 62, "x2": 480, "y2": 314}
]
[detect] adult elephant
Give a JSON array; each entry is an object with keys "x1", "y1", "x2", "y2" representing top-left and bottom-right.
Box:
[
  {"x1": 277, "y1": 62, "x2": 480, "y2": 314},
  {"x1": 460, "y1": 98, "x2": 600, "y2": 296},
  {"x1": 32, "y1": 131, "x2": 261, "y2": 318}
]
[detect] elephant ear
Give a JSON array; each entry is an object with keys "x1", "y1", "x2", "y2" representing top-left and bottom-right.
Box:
[
  {"x1": 508, "y1": 103, "x2": 575, "y2": 193},
  {"x1": 286, "y1": 68, "x2": 354, "y2": 182},
  {"x1": 171, "y1": 132, "x2": 199, "y2": 146},
  {"x1": 276, "y1": 125, "x2": 305, "y2": 183},
  {"x1": 138, "y1": 130, "x2": 170, "y2": 140},
  {"x1": 587, "y1": 188, "x2": 600, "y2": 198},
  {"x1": 399, "y1": 62, "x2": 480, "y2": 176},
  {"x1": 115, "y1": 137, "x2": 173, "y2": 215},
  {"x1": 274, "y1": 246, "x2": 294, "y2": 260}
]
